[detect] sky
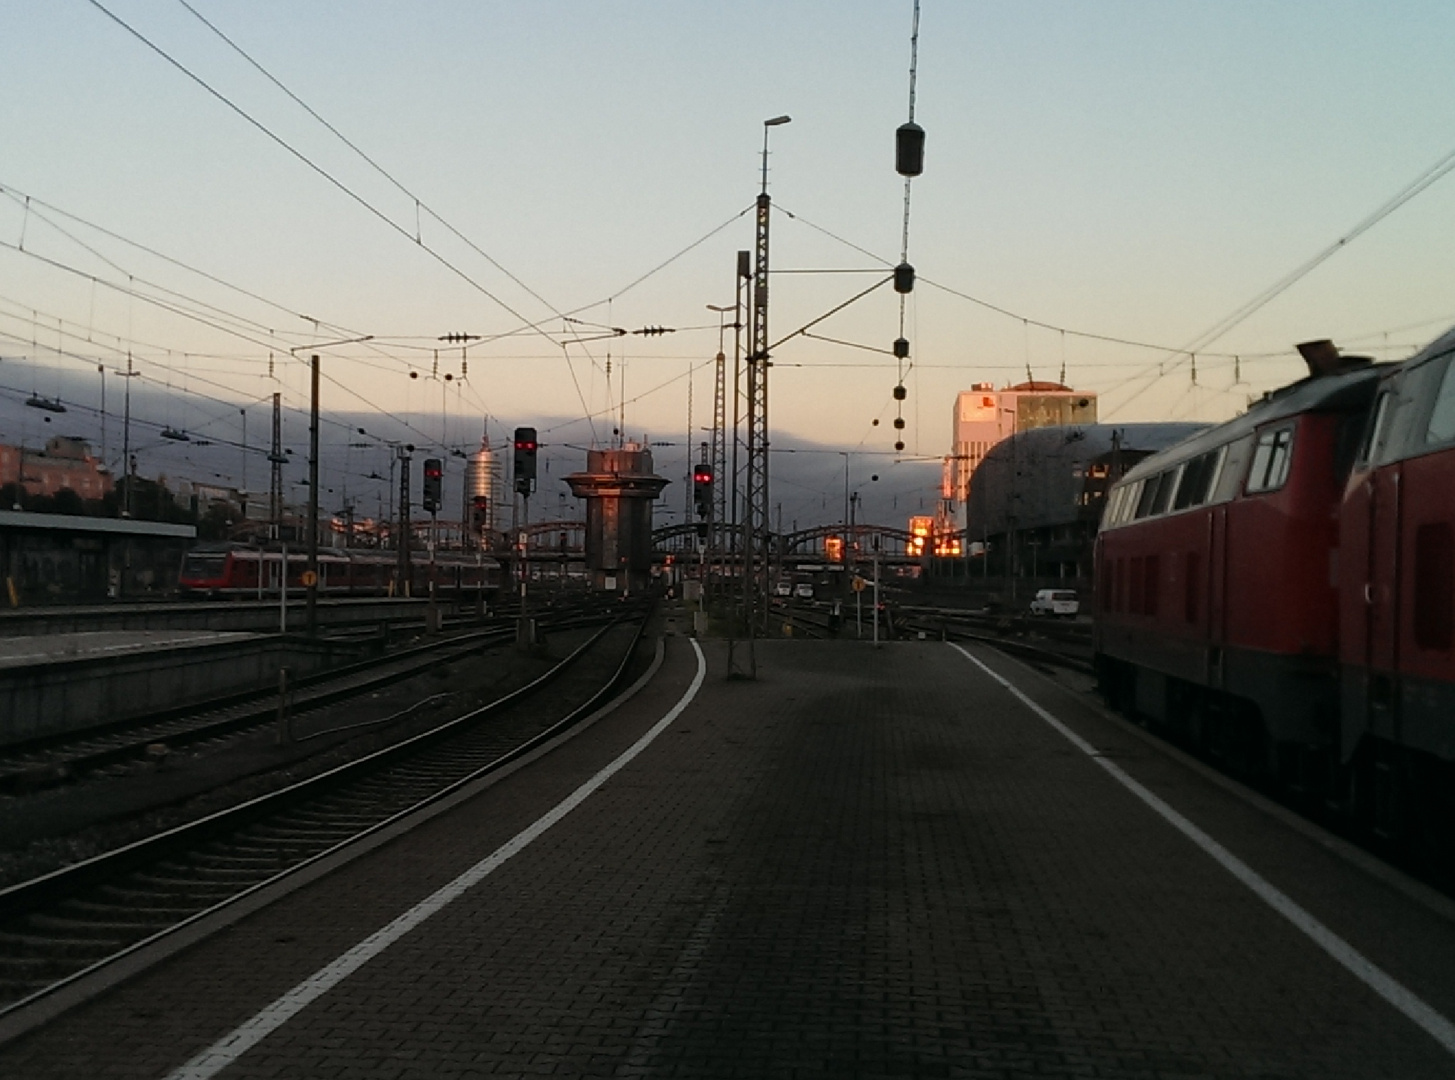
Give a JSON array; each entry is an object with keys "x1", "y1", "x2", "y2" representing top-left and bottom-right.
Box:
[{"x1": 2, "y1": 1, "x2": 1453, "y2": 528}]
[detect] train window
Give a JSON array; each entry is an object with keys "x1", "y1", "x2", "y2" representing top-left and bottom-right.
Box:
[
  {"x1": 1119, "y1": 480, "x2": 1143, "y2": 523},
  {"x1": 1135, "y1": 475, "x2": 1162, "y2": 519},
  {"x1": 182, "y1": 552, "x2": 227, "y2": 578},
  {"x1": 1103, "y1": 485, "x2": 1125, "y2": 527},
  {"x1": 1173, "y1": 449, "x2": 1219, "y2": 510},
  {"x1": 1151, "y1": 466, "x2": 1179, "y2": 515},
  {"x1": 1102, "y1": 486, "x2": 1121, "y2": 527},
  {"x1": 1427, "y1": 361, "x2": 1455, "y2": 446},
  {"x1": 1358, "y1": 391, "x2": 1393, "y2": 465},
  {"x1": 1246, "y1": 424, "x2": 1295, "y2": 493},
  {"x1": 1203, "y1": 444, "x2": 1229, "y2": 502},
  {"x1": 1211, "y1": 435, "x2": 1252, "y2": 502}
]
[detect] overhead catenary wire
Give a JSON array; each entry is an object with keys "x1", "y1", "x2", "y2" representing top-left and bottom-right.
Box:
[{"x1": 84, "y1": 0, "x2": 560, "y2": 345}]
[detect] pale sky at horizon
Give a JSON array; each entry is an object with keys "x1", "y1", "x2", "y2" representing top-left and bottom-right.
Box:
[{"x1": 2, "y1": 0, "x2": 1453, "y2": 520}]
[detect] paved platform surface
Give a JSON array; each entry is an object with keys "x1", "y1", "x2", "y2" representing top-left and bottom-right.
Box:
[
  {"x1": 3, "y1": 636, "x2": 1455, "y2": 1077},
  {"x1": 0, "y1": 630, "x2": 258, "y2": 670}
]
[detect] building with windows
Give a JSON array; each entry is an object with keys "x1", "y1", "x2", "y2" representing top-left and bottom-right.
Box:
[
  {"x1": 964, "y1": 422, "x2": 1205, "y2": 582},
  {"x1": 0, "y1": 437, "x2": 113, "y2": 501},
  {"x1": 944, "y1": 381, "x2": 1099, "y2": 505}
]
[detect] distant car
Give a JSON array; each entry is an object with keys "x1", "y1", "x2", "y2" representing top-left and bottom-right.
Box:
[
  {"x1": 794, "y1": 582, "x2": 815, "y2": 600},
  {"x1": 1030, "y1": 589, "x2": 1079, "y2": 617},
  {"x1": 774, "y1": 581, "x2": 793, "y2": 597}
]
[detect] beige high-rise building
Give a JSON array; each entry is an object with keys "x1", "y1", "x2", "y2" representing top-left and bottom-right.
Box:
[{"x1": 944, "y1": 381, "x2": 1098, "y2": 502}]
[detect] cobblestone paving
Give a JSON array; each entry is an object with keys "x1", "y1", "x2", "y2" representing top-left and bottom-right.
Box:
[{"x1": 2, "y1": 638, "x2": 1452, "y2": 1078}]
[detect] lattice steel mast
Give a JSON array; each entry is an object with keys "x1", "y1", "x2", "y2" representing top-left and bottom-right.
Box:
[{"x1": 743, "y1": 115, "x2": 790, "y2": 640}]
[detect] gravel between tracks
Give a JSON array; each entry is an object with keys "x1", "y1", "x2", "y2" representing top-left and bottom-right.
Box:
[{"x1": 0, "y1": 624, "x2": 610, "y2": 890}]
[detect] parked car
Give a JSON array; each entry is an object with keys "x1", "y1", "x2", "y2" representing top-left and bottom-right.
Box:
[
  {"x1": 774, "y1": 581, "x2": 793, "y2": 597},
  {"x1": 1030, "y1": 589, "x2": 1079, "y2": 617},
  {"x1": 794, "y1": 582, "x2": 815, "y2": 600}
]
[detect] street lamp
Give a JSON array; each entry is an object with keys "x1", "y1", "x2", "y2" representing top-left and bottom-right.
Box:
[{"x1": 761, "y1": 115, "x2": 791, "y2": 194}]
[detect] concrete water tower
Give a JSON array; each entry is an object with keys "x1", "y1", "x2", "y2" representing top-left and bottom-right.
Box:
[{"x1": 565, "y1": 442, "x2": 668, "y2": 593}]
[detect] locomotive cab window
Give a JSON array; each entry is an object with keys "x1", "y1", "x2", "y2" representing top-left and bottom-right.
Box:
[
  {"x1": 1358, "y1": 391, "x2": 1394, "y2": 466},
  {"x1": 1427, "y1": 359, "x2": 1455, "y2": 446},
  {"x1": 1246, "y1": 424, "x2": 1295, "y2": 494}
]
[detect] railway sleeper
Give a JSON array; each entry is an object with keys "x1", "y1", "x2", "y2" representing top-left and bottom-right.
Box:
[
  {"x1": 0, "y1": 930, "x2": 126, "y2": 960},
  {"x1": 23, "y1": 910, "x2": 170, "y2": 937},
  {"x1": 95, "y1": 882, "x2": 238, "y2": 907},
  {"x1": 132, "y1": 863, "x2": 272, "y2": 885}
]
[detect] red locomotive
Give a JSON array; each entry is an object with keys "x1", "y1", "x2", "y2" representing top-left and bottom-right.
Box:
[
  {"x1": 1094, "y1": 327, "x2": 1455, "y2": 841},
  {"x1": 178, "y1": 544, "x2": 501, "y2": 599},
  {"x1": 1337, "y1": 326, "x2": 1455, "y2": 836}
]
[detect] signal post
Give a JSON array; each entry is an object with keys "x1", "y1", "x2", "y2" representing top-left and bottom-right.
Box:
[
  {"x1": 422, "y1": 456, "x2": 443, "y2": 633},
  {"x1": 513, "y1": 427, "x2": 538, "y2": 648}
]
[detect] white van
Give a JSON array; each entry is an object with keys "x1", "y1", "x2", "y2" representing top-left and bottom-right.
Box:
[{"x1": 1030, "y1": 589, "x2": 1079, "y2": 617}]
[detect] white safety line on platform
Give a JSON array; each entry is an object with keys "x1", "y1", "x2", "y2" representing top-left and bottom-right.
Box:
[
  {"x1": 949, "y1": 641, "x2": 1455, "y2": 1061},
  {"x1": 163, "y1": 639, "x2": 708, "y2": 1080}
]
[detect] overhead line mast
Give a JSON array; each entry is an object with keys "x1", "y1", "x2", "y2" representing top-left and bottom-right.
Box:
[{"x1": 742, "y1": 116, "x2": 791, "y2": 645}]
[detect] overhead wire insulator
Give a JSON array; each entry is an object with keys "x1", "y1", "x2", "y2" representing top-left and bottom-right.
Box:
[
  {"x1": 894, "y1": 440, "x2": 905, "y2": 452},
  {"x1": 893, "y1": 262, "x2": 915, "y2": 294},
  {"x1": 893, "y1": 383, "x2": 907, "y2": 400},
  {"x1": 896, "y1": 122, "x2": 925, "y2": 177},
  {"x1": 893, "y1": 339, "x2": 910, "y2": 360},
  {"x1": 893, "y1": 417, "x2": 905, "y2": 430}
]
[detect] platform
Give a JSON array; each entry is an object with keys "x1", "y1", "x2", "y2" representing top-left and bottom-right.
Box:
[
  {"x1": 0, "y1": 630, "x2": 256, "y2": 671},
  {"x1": 2, "y1": 635, "x2": 1454, "y2": 1077}
]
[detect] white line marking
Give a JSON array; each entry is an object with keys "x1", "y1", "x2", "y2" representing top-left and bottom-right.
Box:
[
  {"x1": 949, "y1": 641, "x2": 1455, "y2": 1059},
  {"x1": 164, "y1": 639, "x2": 707, "y2": 1080}
]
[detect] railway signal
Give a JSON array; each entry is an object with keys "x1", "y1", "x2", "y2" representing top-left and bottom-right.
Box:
[
  {"x1": 692, "y1": 463, "x2": 714, "y2": 518},
  {"x1": 513, "y1": 427, "x2": 537, "y2": 496},
  {"x1": 421, "y1": 458, "x2": 443, "y2": 513}
]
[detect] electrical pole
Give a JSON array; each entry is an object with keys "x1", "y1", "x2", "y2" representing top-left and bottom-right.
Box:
[
  {"x1": 269, "y1": 393, "x2": 284, "y2": 542},
  {"x1": 397, "y1": 446, "x2": 412, "y2": 594},
  {"x1": 726, "y1": 249, "x2": 751, "y2": 677},
  {"x1": 708, "y1": 310, "x2": 729, "y2": 590},
  {"x1": 306, "y1": 355, "x2": 320, "y2": 635},
  {"x1": 743, "y1": 114, "x2": 790, "y2": 646},
  {"x1": 121, "y1": 352, "x2": 134, "y2": 518}
]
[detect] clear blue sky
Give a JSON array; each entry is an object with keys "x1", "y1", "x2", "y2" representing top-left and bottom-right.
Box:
[{"x1": 2, "y1": 1, "x2": 1452, "y2": 520}]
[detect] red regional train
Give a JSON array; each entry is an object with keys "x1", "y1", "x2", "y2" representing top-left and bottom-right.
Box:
[
  {"x1": 1094, "y1": 327, "x2": 1455, "y2": 841},
  {"x1": 177, "y1": 544, "x2": 501, "y2": 599}
]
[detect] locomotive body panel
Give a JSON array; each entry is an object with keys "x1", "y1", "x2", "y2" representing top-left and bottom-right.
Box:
[
  {"x1": 1339, "y1": 339, "x2": 1455, "y2": 764},
  {"x1": 1096, "y1": 364, "x2": 1382, "y2": 748}
]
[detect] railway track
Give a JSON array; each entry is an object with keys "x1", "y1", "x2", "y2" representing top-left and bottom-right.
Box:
[
  {"x1": 769, "y1": 599, "x2": 1094, "y2": 675},
  {"x1": 0, "y1": 604, "x2": 652, "y2": 1016},
  {"x1": 0, "y1": 598, "x2": 617, "y2": 797}
]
